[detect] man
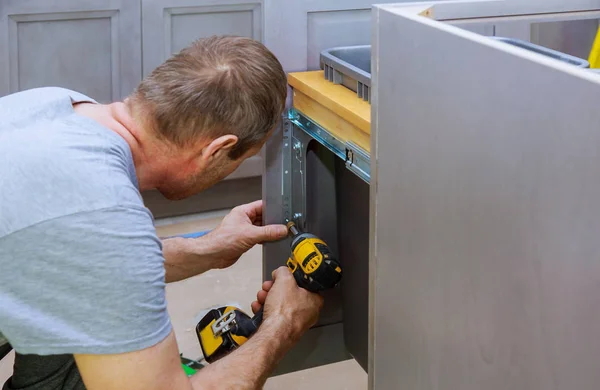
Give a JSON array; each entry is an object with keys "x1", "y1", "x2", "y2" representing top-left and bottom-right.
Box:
[{"x1": 0, "y1": 36, "x2": 323, "y2": 389}]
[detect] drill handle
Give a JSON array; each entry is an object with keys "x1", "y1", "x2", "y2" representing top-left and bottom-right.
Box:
[
  {"x1": 251, "y1": 307, "x2": 264, "y2": 329},
  {"x1": 229, "y1": 308, "x2": 262, "y2": 340}
]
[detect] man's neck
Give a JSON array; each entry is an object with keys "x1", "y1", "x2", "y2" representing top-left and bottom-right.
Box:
[{"x1": 73, "y1": 102, "x2": 162, "y2": 191}]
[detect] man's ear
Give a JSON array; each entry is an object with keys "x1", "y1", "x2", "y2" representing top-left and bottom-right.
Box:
[{"x1": 201, "y1": 135, "x2": 239, "y2": 160}]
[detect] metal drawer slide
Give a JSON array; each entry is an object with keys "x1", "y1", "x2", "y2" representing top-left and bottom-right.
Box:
[{"x1": 283, "y1": 109, "x2": 370, "y2": 229}]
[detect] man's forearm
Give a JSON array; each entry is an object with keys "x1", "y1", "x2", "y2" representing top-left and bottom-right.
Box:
[
  {"x1": 162, "y1": 236, "x2": 220, "y2": 283},
  {"x1": 191, "y1": 319, "x2": 295, "y2": 390}
]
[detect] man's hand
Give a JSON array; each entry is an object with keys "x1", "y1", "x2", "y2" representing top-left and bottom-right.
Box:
[
  {"x1": 162, "y1": 200, "x2": 288, "y2": 282},
  {"x1": 203, "y1": 200, "x2": 288, "y2": 269},
  {"x1": 251, "y1": 267, "x2": 324, "y2": 340},
  {"x1": 76, "y1": 267, "x2": 325, "y2": 390}
]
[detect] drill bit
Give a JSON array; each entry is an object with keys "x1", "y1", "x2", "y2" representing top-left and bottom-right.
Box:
[{"x1": 287, "y1": 221, "x2": 300, "y2": 237}]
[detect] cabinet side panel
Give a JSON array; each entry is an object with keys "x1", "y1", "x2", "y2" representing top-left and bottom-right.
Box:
[
  {"x1": 262, "y1": 121, "x2": 288, "y2": 278},
  {"x1": 373, "y1": 7, "x2": 600, "y2": 390}
]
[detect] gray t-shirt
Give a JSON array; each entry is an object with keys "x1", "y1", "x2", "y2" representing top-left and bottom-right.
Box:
[{"x1": 0, "y1": 87, "x2": 171, "y2": 356}]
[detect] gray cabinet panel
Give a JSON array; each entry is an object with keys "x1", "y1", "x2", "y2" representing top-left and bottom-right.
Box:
[
  {"x1": 531, "y1": 18, "x2": 599, "y2": 59},
  {"x1": 141, "y1": 0, "x2": 262, "y2": 76},
  {"x1": 223, "y1": 155, "x2": 262, "y2": 181},
  {"x1": 0, "y1": 0, "x2": 141, "y2": 102},
  {"x1": 372, "y1": 3, "x2": 600, "y2": 389},
  {"x1": 494, "y1": 20, "x2": 533, "y2": 40},
  {"x1": 169, "y1": 7, "x2": 257, "y2": 53},
  {"x1": 449, "y1": 11, "x2": 600, "y2": 59}
]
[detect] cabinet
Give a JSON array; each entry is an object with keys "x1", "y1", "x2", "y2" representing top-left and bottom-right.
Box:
[
  {"x1": 265, "y1": 0, "x2": 600, "y2": 387},
  {"x1": 263, "y1": 0, "x2": 600, "y2": 388},
  {"x1": 0, "y1": 0, "x2": 141, "y2": 103},
  {"x1": 261, "y1": 0, "x2": 408, "y2": 376}
]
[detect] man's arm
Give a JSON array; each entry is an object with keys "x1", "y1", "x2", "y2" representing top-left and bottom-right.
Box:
[
  {"x1": 162, "y1": 201, "x2": 287, "y2": 283},
  {"x1": 193, "y1": 317, "x2": 298, "y2": 389},
  {"x1": 74, "y1": 267, "x2": 323, "y2": 390}
]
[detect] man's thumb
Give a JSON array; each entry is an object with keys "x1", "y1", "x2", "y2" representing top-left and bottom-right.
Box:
[{"x1": 254, "y1": 224, "x2": 288, "y2": 242}]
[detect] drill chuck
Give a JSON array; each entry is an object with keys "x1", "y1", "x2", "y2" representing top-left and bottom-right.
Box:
[{"x1": 287, "y1": 221, "x2": 300, "y2": 237}]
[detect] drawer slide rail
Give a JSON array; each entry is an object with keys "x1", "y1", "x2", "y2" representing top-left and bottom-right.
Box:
[{"x1": 282, "y1": 109, "x2": 370, "y2": 228}]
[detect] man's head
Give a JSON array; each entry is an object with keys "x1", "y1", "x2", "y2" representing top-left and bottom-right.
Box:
[{"x1": 127, "y1": 36, "x2": 287, "y2": 200}]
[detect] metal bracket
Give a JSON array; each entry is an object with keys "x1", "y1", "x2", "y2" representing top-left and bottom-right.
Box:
[
  {"x1": 282, "y1": 117, "x2": 292, "y2": 223},
  {"x1": 282, "y1": 114, "x2": 310, "y2": 229},
  {"x1": 291, "y1": 136, "x2": 306, "y2": 228}
]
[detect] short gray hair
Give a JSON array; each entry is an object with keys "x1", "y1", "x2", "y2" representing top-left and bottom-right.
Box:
[{"x1": 130, "y1": 35, "x2": 287, "y2": 159}]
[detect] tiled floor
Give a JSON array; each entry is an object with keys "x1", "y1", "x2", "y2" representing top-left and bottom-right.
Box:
[{"x1": 0, "y1": 211, "x2": 367, "y2": 389}]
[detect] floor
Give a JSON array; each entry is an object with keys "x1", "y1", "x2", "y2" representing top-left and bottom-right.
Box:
[{"x1": 1, "y1": 210, "x2": 367, "y2": 389}]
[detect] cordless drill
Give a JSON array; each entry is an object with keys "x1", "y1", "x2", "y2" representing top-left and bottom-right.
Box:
[{"x1": 195, "y1": 222, "x2": 342, "y2": 363}]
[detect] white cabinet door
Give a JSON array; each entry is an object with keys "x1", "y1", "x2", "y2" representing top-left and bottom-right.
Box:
[{"x1": 0, "y1": 0, "x2": 141, "y2": 102}]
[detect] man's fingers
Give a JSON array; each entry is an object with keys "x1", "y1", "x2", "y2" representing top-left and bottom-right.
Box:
[
  {"x1": 237, "y1": 200, "x2": 262, "y2": 212},
  {"x1": 272, "y1": 266, "x2": 293, "y2": 281},
  {"x1": 251, "y1": 301, "x2": 262, "y2": 314},
  {"x1": 257, "y1": 290, "x2": 268, "y2": 304},
  {"x1": 313, "y1": 293, "x2": 325, "y2": 309},
  {"x1": 253, "y1": 225, "x2": 288, "y2": 243},
  {"x1": 262, "y1": 280, "x2": 273, "y2": 292},
  {"x1": 237, "y1": 200, "x2": 263, "y2": 221}
]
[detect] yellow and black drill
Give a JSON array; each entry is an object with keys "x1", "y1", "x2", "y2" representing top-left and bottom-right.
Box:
[{"x1": 196, "y1": 222, "x2": 342, "y2": 363}]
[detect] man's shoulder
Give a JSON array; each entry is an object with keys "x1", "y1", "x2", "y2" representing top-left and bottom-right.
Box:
[
  {"x1": 0, "y1": 87, "x2": 95, "y2": 120},
  {"x1": 0, "y1": 104, "x2": 143, "y2": 238},
  {"x1": 0, "y1": 87, "x2": 96, "y2": 105}
]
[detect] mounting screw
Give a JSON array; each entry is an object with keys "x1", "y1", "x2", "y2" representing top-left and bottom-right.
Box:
[
  {"x1": 293, "y1": 213, "x2": 302, "y2": 220},
  {"x1": 293, "y1": 142, "x2": 301, "y2": 151}
]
